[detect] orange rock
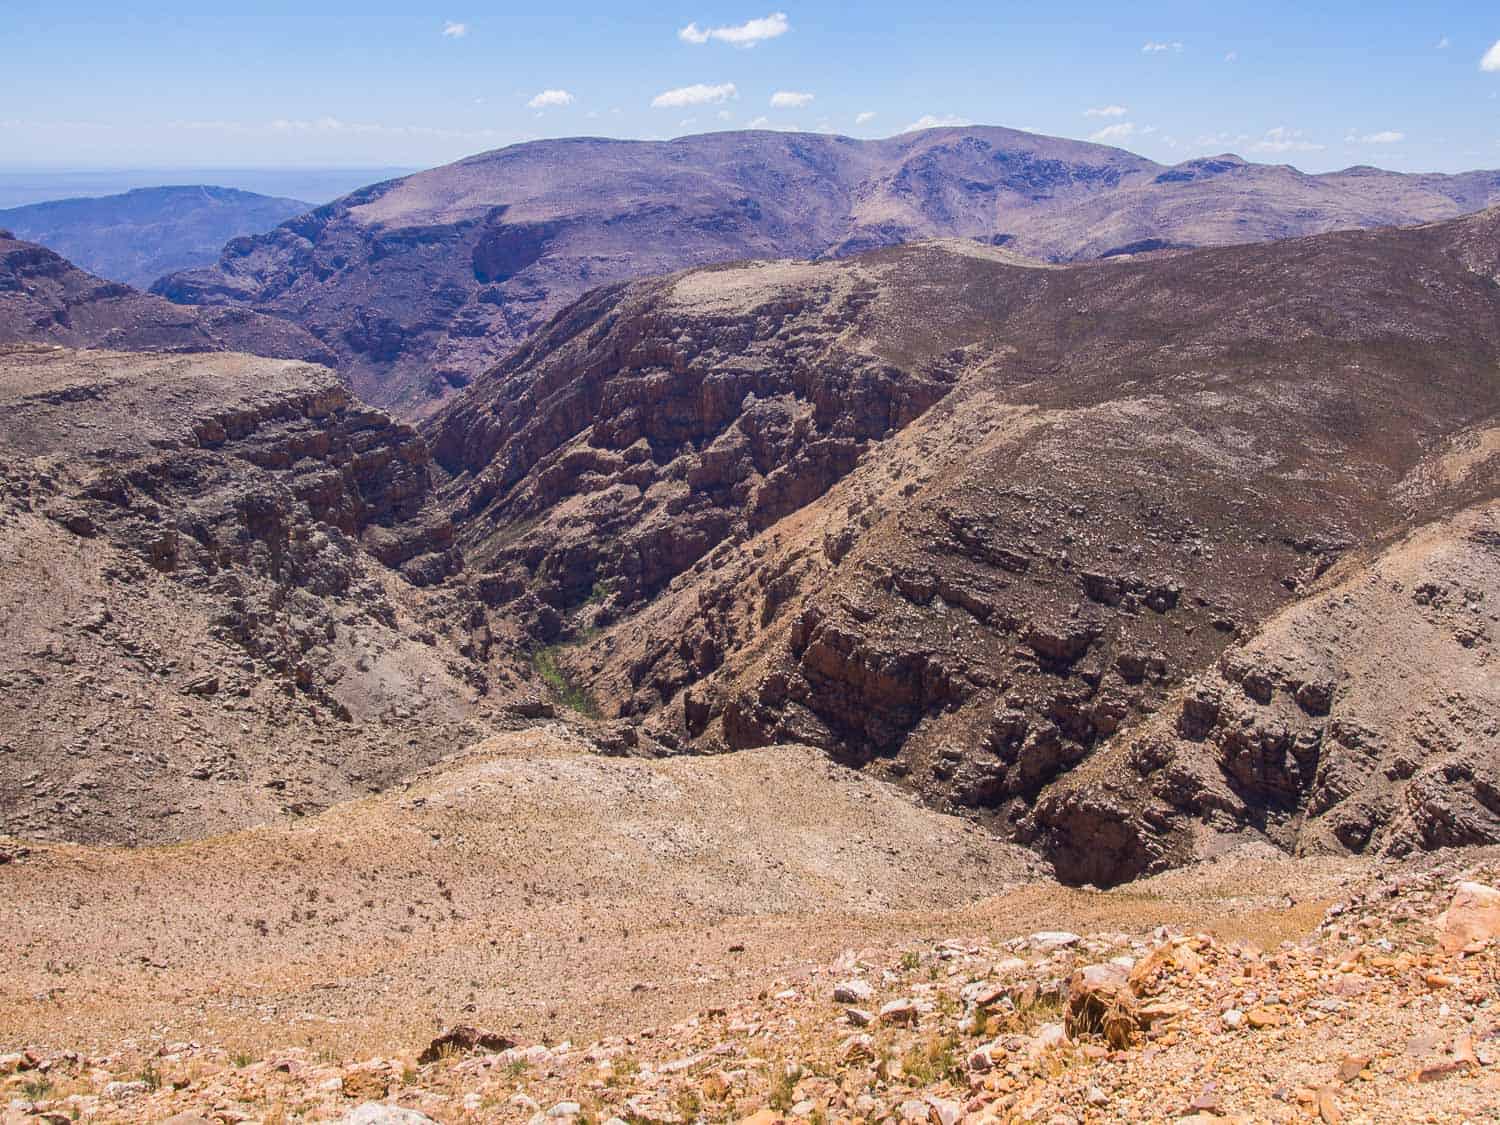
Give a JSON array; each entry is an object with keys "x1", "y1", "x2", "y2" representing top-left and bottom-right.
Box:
[
  {"x1": 1435, "y1": 882, "x2": 1500, "y2": 954},
  {"x1": 1317, "y1": 1086, "x2": 1342, "y2": 1124},
  {"x1": 1336, "y1": 1054, "x2": 1370, "y2": 1082}
]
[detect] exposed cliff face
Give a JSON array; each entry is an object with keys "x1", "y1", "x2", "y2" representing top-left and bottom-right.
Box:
[
  {"x1": 1029, "y1": 498, "x2": 1500, "y2": 884},
  {"x1": 0, "y1": 346, "x2": 498, "y2": 845},
  {"x1": 0, "y1": 233, "x2": 331, "y2": 364},
  {"x1": 428, "y1": 260, "x2": 959, "y2": 623},
  {"x1": 151, "y1": 128, "x2": 1500, "y2": 416},
  {"x1": 427, "y1": 210, "x2": 1500, "y2": 880}
]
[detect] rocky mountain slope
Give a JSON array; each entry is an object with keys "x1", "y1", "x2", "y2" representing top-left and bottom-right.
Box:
[
  {"x1": 4, "y1": 819, "x2": 1495, "y2": 1122},
  {"x1": 427, "y1": 208, "x2": 1500, "y2": 883},
  {"x1": 0, "y1": 185, "x2": 310, "y2": 289},
  {"x1": 0, "y1": 232, "x2": 332, "y2": 364},
  {"x1": 151, "y1": 127, "x2": 1500, "y2": 415},
  {"x1": 0, "y1": 345, "x2": 507, "y2": 844}
]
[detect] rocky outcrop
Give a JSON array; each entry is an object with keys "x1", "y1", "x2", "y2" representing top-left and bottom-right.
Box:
[
  {"x1": 1029, "y1": 501, "x2": 1500, "y2": 884},
  {"x1": 152, "y1": 128, "x2": 1500, "y2": 415},
  {"x1": 0, "y1": 346, "x2": 495, "y2": 845},
  {"x1": 428, "y1": 261, "x2": 957, "y2": 627}
]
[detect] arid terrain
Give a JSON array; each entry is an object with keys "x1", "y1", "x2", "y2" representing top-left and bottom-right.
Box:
[
  {"x1": 427, "y1": 210, "x2": 1500, "y2": 885},
  {"x1": 152, "y1": 128, "x2": 1500, "y2": 415},
  {"x1": 0, "y1": 233, "x2": 332, "y2": 365},
  {"x1": 2, "y1": 129, "x2": 1500, "y2": 1124}
]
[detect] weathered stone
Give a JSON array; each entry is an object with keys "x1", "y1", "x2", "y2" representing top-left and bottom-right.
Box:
[
  {"x1": 1436, "y1": 882, "x2": 1500, "y2": 953},
  {"x1": 832, "y1": 979, "x2": 873, "y2": 1004},
  {"x1": 418, "y1": 1025, "x2": 517, "y2": 1064},
  {"x1": 1066, "y1": 963, "x2": 1139, "y2": 1048},
  {"x1": 879, "y1": 998, "x2": 918, "y2": 1025},
  {"x1": 339, "y1": 1106, "x2": 441, "y2": 1125}
]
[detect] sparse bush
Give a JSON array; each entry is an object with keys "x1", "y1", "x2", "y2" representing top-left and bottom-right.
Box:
[
  {"x1": 767, "y1": 1064, "x2": 799, "y2": 1112},
  {"x1": 20, "y1": 1075, "x2": 53, "y2": 1100},
  {"x1": 531, "y1": 645, "x2": 600, "y2": 717},
  {"x1": 901, "y1": 1031, "x2": 964, "y2": 1085}
]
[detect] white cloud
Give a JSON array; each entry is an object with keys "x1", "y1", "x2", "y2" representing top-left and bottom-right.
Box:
[
  {"x1": 679, "y1": 11, "x2": 789, "y2": 48},
  {"x1": 1142, "y1": 40, "x2": 1184, "y2": 53},
  {"x1": 770, "y1": 90, "x2": 814, "y2": 109},
  {"x1": 1088, "y1": 121, "x2": 1136, "y2": 142},
  {"x1": 855, "y1": 111, "x2": 877, "y2": 125},
  {"x1": 1346, "y1": 129, "x2": 1405, "y2": 144},
  {"x1": 1251, "y1": 126, "x2": 1324, "y2": 154},
  {"x1": 442, "y1": 21, "x2": 468, "y2": 38},
  {"x1": 1435, "y1": 36, "x2": 1450, "y2": 49},
  {"x1": 1483, "y1": 40, "x2": 1500, "y2": 71},
  {"x1": 902, "y1": 113, "x2": 971, "y2": 133},
  {"x1": 717, "y1": 109, "x2": 733, "y2": 120},
  {"x1": 1085, "y1": 104, "x2": 1128, "y2": 118},
  {"x1": 651, "y1": 82, "x2": 738, "y2": 108},
  {"x1": 747, "y1": 116, "x2": 773, "y2": 128},
  {"x1": 1224, "y1": 50, "x2": 1239, "y2": 63},
  {"x1": 527, "y1": 89, "x2": 574, "y2": 109}
]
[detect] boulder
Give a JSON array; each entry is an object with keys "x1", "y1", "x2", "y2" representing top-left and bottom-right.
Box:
[
  {"x1": 339, "y1": 1106, "x2": 440, "y2": 1125},
  {"x1": 833, "y1": 979, "x2": 874, "y2": 1004},
  {"x1": 1066, "y1": 963, "x2": 1139, "y2": 1048},
  {"x1": 1435, "y1": 882, "x2": 1500, "y2": 953},
  {"x1": 418, "y1": 1024, "x2": 517, "y2": 1064}
]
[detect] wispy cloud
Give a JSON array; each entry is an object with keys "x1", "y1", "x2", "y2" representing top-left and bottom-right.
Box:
[
  {"x1": 902, "y1": 114, "x2": 971, "y2": 133},
  {"x1": 441, "y1": 21, "x2": 468, "y2": 39},
  {"x1": 1435, "y1": 36, "x2": 1450, "y2": 49},
  {"x1": 1251, "y1": 126, "x2": 1324, "y2": 153},
  {"x1": 855, "y1": 111, "x2": 877, "y2": 125},
  {"x1": 1089, "y1": 121, "x2": 1136, "y2": 142},
  {"x1": 1346, "y1": 129, "x2": 1405, "y2": 144},
  {"x1": 679, "y1": 12, "x2": 789, "y2": 48},
  {"x1": 1224, "y1": 50, "x2": 1239, "y2": 63},
  {"x1": 651, "y1": 82, "x2": 738, "y2": 108},
  {"x1": 1483, "y1": 40, "x2": 1500, "y2": 71},
  {"x1": 770, "y1": 90, "x2": 814, "y2": 109},
  {"x1": 1142, "y1": 40, "x2": 1184, "y2": 54},
  {"x1": 527, "y1": 89, "x2": 574, "y2": 109},
  {"x1": 1085, "y1": 104, "x2": 1128, "y2": 118}
]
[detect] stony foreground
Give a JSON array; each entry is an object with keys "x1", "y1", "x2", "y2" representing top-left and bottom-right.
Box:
[{"x1": 4, "y1": 855, "x2": 1497, "y2": 1124}]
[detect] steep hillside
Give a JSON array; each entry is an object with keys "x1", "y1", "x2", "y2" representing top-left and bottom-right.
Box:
[
  {"x1": 0, "y1": 233, "x2": 332, "y2": 364},
  {"x1": 152, "y1": 128, "x2": 1500, "y2": 415},
  {"x1": 0, "y1": 345, "x2": 508, "y2": 844},
  {"x1": 427, "y1": 209, "x2": 1500, "y2": 882},
  {"x1": 0, "y1": 186, "x2": 310, "y2": 289}
]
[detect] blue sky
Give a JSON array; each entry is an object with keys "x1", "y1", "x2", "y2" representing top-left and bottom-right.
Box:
[{"x1": 3, "y1": 1, "x2": 1499, "y2": 175}]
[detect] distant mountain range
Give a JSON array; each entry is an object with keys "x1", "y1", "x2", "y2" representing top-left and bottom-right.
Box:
[
  {"x1": 150, "y1": 126, "x2": 1500, "y2": 416},
  {"x1": 0, "y1": 186, "x2": 310, "y2": 289}
]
